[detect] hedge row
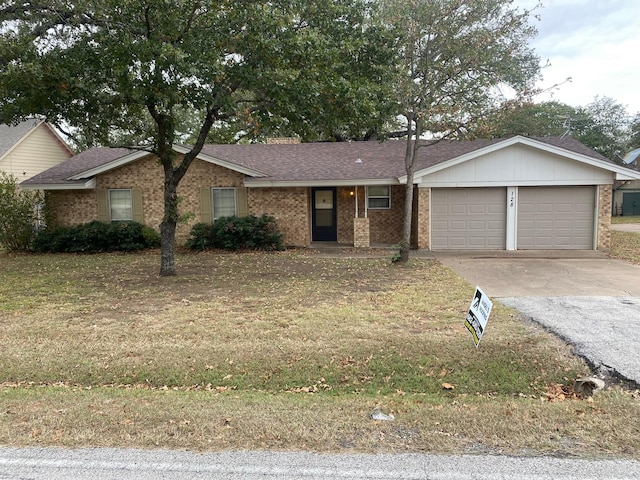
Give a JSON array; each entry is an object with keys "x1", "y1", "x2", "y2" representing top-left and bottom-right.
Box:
[{"x1": 33, "y1": 221, "x2": 161, "y2": 253}]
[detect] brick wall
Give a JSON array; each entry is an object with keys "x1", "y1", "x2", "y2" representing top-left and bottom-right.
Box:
[
  {"x1": 44, "y1": 154, "x2": 409, "y2": 248},
  {"x1": 94, "y1": 155, "x2": 246, "y2": 242},
  {"x1": 368, "y1": 185, "x2": 404, "y2": 244},
  {"x1": 248, "y1": 187, "x2": 310, "y2": 247},
  {"x1": 336, "y1": 186, "x2": 363, "y2": 243},
  {"x1": 597, "y1": 184, "x2": 612, "y2": 251},
  {"x1": 336, "y1": 185, "x2": 404, "y2": 245},
  {"x1": 353, "y1": 217, "x2": 370, "y2": 247},
  {"x1": 47, "y1": 154, "x2": 247, "y2": 243},
  {"x1": 415, "y1": 187, "x2": 430, "y2": 249},
  {"x1": 45, "y1": 190, "x2": 97, "y2": 228}
]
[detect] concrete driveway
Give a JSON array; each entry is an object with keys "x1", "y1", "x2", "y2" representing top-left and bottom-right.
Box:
[{"x1": 435, "y1": 251, "x2": 640, "y2": 385}]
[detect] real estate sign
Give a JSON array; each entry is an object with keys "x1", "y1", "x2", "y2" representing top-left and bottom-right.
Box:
[{"x1": 464, "y1": 286, "x2": 493, "y2": 348}]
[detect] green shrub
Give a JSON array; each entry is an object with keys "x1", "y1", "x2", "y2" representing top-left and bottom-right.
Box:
[
  {"x1": 0, "y1": 172, "x2": 43, "y2": 252},
  {"x1": 185, "y1": 222, "x2": 215, "y2": 251},
  {"x1": 33, "y1": 221, "x2": 160, "y2": 253},
  {"x1": 186, "y1": 215, "x2": 284, "y2": 251}
]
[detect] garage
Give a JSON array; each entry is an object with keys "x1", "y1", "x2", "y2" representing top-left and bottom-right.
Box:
[
  {"x1": 622, "y1": 192, "x2": 640, "y2": 216},
  {"x1": 431, "y1": 188, "x2": 506, "y2": 250},
  {"x1": 517, "y1": 186, "x2": 595, "y2": 249}
]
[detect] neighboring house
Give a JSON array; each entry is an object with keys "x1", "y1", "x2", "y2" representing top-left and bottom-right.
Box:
[
  {"x1": 0, "y1": 119, "x2": 74, "y2": 182},
  {"x1": 21, "y1": 135, "x2": 640, "y2": 251},
  {"x1": 613, "y1": 148, "x2": 640, "y2": 216}
]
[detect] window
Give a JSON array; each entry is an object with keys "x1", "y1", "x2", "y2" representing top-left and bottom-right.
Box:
[
  {"x1": 367, "y1": 185, "x2": 391, "y2": 209},
  {"x1": 109, "y1": 189, "x2": 133, "y2": 221},
  {"x1": 212, "y1": 187, "x2": 237, "y2": 220}
]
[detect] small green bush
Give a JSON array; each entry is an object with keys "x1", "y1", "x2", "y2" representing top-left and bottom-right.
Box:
[
  {"x1": 0, "y1": 172, "x2": 43, "y2": 252},
  {"x1": 185, "y1": 222, "x2": 215, "y2": 251},
  {"x1": 186, "y1": 215, "x2": 284, "y2": 251},
  {"x1": 33, "y1": 221, "x2": 160, "y2": 253}
]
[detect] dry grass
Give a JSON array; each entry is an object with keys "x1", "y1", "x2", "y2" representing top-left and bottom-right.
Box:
[
  {"x1": 611, "y1": 231, "x2": 640, "y2": 265},
  {"x1": 611, "y1": 215, "x2": 640, "y2": 224},
  {"x1": 0, "y1": 251, "x2": 638, "y2": 457}
]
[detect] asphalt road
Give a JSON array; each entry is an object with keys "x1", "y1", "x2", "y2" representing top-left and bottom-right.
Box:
[{"x1": 1, "y1": 447, "x2": 640, "y2": 480}]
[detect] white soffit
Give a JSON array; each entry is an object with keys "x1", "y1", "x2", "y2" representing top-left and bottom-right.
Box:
[{"x1": 21, "y1": 178, "x2": 96, "y2": 190}]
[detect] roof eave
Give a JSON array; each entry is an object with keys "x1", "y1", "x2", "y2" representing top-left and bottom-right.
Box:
[
  {"x1": 68, "y1": 150, "x2": 151, "y2": 180},
  {"x1": 21, "y1": 178, "x2": 96, "y2": 190},
  {"x1": 246, "y1": 178, "x2": 400, "y2": 188},
  {"x1": 173, "y1": 145, "x2": 269, "y2": 178}
]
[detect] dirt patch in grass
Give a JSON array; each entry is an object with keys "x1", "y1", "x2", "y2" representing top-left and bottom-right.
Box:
[{"x1": 0, "y1": 251, "x2": 638, "y2": 457}]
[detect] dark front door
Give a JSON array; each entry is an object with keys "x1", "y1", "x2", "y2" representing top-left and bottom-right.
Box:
[{"x1": 312, "y1": 187, "x2": 337, "y2": 241}]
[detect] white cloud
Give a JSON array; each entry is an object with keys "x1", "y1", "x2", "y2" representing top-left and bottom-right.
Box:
[{"x1": 514, "y1": 0, "x2": 640, "y2": 113}]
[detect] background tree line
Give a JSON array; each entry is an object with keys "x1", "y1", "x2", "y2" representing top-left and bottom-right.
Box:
[{"x1": 466, "y1": 96, "x2": 640, "y2": 163}]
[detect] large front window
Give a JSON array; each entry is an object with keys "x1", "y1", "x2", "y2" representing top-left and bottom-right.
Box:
[
  {"x1": 212, "y1": 187, "x2": 237, "y2": 220},
  {"x1": 109, "y1": 189, "x2": 133, "y2": 221},
  {"x1": 367, "y1": 185, "x2": 391, "y2": 209}
]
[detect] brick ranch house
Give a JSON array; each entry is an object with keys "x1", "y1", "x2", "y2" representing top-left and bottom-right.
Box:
[{"x1": 21, "y1": 135, "x2": 640, "y2": 251}]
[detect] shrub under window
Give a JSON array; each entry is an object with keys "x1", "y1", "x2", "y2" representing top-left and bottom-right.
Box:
[
  {"x1": 186, "y1": 215, "x2": 284, "y2": 251},
  {"x1": 33, "y1": 221, "x2": 160, "y2": 253}
]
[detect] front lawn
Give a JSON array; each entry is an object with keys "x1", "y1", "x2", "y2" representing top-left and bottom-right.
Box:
[
  {"x1": 0, "y1": 252, "x2": 638, "y2": 457},
  {"x1": 611, "y1": 215, "x2": 640, "y2": 224}
]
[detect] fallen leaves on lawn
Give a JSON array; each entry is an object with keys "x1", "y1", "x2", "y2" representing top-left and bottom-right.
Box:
[
  {"x1": 542, "y1": 382, "x2": 579, "y2": 402},
  {"x1": 286, "y1": 378, "x2": 332, "y2": 394}
]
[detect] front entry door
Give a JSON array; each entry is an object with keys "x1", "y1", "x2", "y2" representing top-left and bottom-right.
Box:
[{"x1": 312, "y1": 187, "x2": 337, "y2": 241}]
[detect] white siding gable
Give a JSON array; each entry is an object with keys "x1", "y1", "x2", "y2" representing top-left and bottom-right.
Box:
[
  {"x1": 0, "y1": 124, "x2": 72, "y2": 181},
  {"x1": 416, "y1": 144, "x2": 614, "y2": 188}
]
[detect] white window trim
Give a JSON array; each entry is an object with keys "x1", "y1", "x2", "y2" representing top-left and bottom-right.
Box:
[
  {"x1": 108, "y1": 188, "x2": 133, "y2": 222},
  {"x1": 212, "y1": 187, "x2": 237, "y2": 221},
  {"x1": 366, "y1": 185, "x2": 391, "y2": 210}
]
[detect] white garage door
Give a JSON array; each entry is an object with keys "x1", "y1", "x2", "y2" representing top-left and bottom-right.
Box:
[
  {"x1": 518, "y1": 186, "x2": 595, "y2": 249},
  {"x1": 431, "y1": 188, "x2": 506, "y2": 250}
]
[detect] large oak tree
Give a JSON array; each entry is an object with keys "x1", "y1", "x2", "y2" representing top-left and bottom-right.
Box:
[
  {"x1": 0, "y1": 0, "x2": 394, "y2": 275},
  {"x1": 380, "y1": 0, "x2": 540, "y2": 262}
]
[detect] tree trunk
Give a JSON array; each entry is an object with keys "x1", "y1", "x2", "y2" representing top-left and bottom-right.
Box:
[
  {"x1": 397, "y1": 116, "x2": 420, "y2": 263},
  {"x1": 160, "y1": 219, "x2": 177, "y2": 276},
  {"x1": 398, "y1": 168, "x2": 415, "y2": 262},
  {"x1": 159, "y1": 174, "x2": 179, "y2": 277}
]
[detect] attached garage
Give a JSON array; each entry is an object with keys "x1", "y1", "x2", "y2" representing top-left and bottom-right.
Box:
[
  {"x1": 517, "y1": 186, "x2": 595, "y2": 249},
  {"x1": 431, "y1": 188, "x2": 506, "y2": 250}
]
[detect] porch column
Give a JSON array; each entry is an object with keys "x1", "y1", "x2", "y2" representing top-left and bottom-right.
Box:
[
  {"x1": 354, "y1": 217, "x2": 370, "y2": 248},
  {"x1": 416, "y1": 187, "x2": 430, "y2": 249}
]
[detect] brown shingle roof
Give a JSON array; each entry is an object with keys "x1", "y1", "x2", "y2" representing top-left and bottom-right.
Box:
[
  {"x1": 0, "y1": 119, "x2": 43, "y2": 158},
  {"x1": 201, "y1": 138, "x2": 509, "y2": 183},
  {"x1": 22, "y1": 147, "x2": 138, "y2": 186},
  {"x1": 20, "y1": 136, "x2": 614, "y2": 187}
]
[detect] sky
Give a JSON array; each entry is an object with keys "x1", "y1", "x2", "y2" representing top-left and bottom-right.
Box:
[{"x1": 514, "y1": 0, "x2": 640, "y2": 114}]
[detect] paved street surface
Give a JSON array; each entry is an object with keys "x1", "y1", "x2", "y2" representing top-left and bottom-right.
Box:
[
  {"x1": 436, "y1": 251, "x2": 640, "y2": 385},
  {"x1": 1, "y1": 447, "x2": 640, "y2": 479}
]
